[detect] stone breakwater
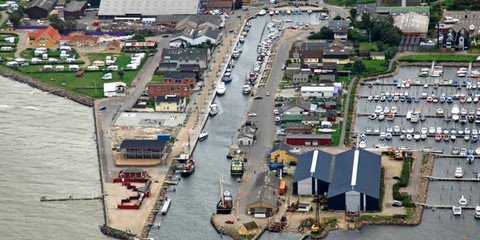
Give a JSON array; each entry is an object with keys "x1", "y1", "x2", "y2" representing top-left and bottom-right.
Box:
[
  {"x1": 0, "y1": 67, "x2": 94, "y2": 107},
  {"x1": 100, "y1": 225, "x2": 136, "y2": 240}
]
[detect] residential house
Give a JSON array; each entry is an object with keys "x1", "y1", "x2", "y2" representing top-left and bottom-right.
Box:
[
  {"x1": 161, "y1": 48, "x2": 210, "y2": 69},
  {"x1": 281, "y1": 98, "x2": 312, "y2": 115},
  {"x1": 326, "y1": 110, "x2": 337, "y2": 122},
  {"x1": 105, "y1": 41, "x2": 122, "y2": 53},
  {"x1": 247, "y1": 171, "x2": 280, "y2": 216},
  {"x1": 64, "y1": 0, "x2": 87, "y2": 19},
  {"x1": 288, "y1": 45, "x2": 323, "y2": 66},
  {"x1": 119, "y1": 139, "x2": 167, "y2": 159},
  {"x1": 322, "y1": 49, "x2": 350, "y2": 64},
  {"x1": 163, "y1": 72, "x2": 196, "y2": 88},
  {"x1": 25, "y1": 0, "x2": 57, "y2": 19},
  {"x1": 441, "y1": 28, "x2": 470, "y2": 52},
  {"x1": 269, "y1": 143, "x2": 299, "y2": 165},
  {"x1": 169, "y1": 27, "x2": 221, "y2": 48},
  {"x1": 123, "y1": 41, "x2": 157, "y2": 51},
  {"x1": 327, "y1": 149, "x2": 381, "y2": 211},
  {"x1": 356, "y1": 4, "x2": 377, "y2": 22},
  {"x1": 237, "y1": 221, "x2": 260, "y2": 236},
  {"x1": 238, "y1": 123, "x2": 257, "y2": 145},
  {"x1": 292, "y1": 73, "x2": 309, "y2": 83},
  {"x1": 293, "y1": 149, "x2": 333, "y2": 195},
  {"x1": 155, "y1": 95, "x2": 186, "y2": 112},
  {"x1": 456, "y1": 28, "x2": 469, "y2": 51},
  {"x1": 370, "y1": 52, "x2": 385, "y2": 60},
  {"x1": 103, "y1": 82, "x2": 126, "y2": 97},
  {"x1": 285, "y1": 63, "x2": 301, "y2": 78},
  {"x1": 179, "y1": 64, "x2": 202, "y2": 78},
  {"x1": 285, "y1": 122, "x2": 313, "y2": 134},
  {"x1": 148, "y1": 83, "x2": 191, "y2": 98},
  {"x1": 328, "y1": 20, "x2": 350, "y2": 42},
  {"x1": 68, "y1": 34, "x2": 98, "y2": 46},
  {"x1": 286, "y1": 134, "x2": 332, "y2": 146},
  {"x1": 27, "y1": 26, "x2": 61, "y2": 47},
  {"x1": 175, "y1": 15, "x2": 222, "y2": 31},
  {"x1": 288, "y1": 45, "x2": 302, "y2": 63}
]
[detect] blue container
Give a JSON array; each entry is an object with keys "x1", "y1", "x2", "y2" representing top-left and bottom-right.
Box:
[{"x1": 158, "y1": 134, "x2": 170, "y2": 141}]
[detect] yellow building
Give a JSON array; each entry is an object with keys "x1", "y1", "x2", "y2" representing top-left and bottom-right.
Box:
[
  {"x1": 270, "y1": 143, "x2": 298, "y2": 165},
  {"x1": 155, "y1": 95, "x2": 186, "y2": 112},
  {"x1": 237, "y1": 221, "x2": 260, "y2": 236},
  {"x1": 27, "y1": 26, "x2": 61, "y2": 47}
]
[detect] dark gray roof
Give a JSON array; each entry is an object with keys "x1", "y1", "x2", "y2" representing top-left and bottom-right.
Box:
[
  {"x1": 286, "y1": 122, "x2": 312, "y2": 130},
  {"x1": 293, "y1": 149, "x2": 333, "y2": 183},
  {"x1": 270, "y1": 142, "x2": 291, "y2": 153},
  {"x1": 27, "y1": 0, "x2": 57, "y2": 10},
  {"x1": 370, "y1": 51, "x2": 385, "y2": 57},
  {"x1": 157, "y1": 14, "x2": 191, "y2": 23},
  {"x1": 322, "y1": 62, "x2": 337, "y2": 70},
  {"x1": 319, "y1": 74, "x2": 336, "y2": 82},
  {"x1": 64, "y1": 1, "x2": 86, "y2": 12},
  {"x1": 158, "y1": 62, "x2": 177, "y2": 69},
  {"x1": 356, "y1": 4, "x2": 377, "y2": 17},
  {"x1": 327, "y1": 110, "x2": 337, "y2": 118},
  {"x1": 328, "y1": 149, "x2": 381, "y2": 199},
  {"x1": 301, "y1": 41, "x2": 330, "y2": 51},
  {"x1": 282, "y1": 98, "x2": 311, "y2": 113},
  {"x1": 248, "y1": 171, "x2": 280, "y2": 207},
  {"x1": 302, "y1": 114, "x2": 320, "y2": 122},
  {"x1": 156, "y1": 95, "x2": 183, "y2": 103},
  {"x1": 162, "y1": 48, "x2": 208, "y2": 61},
  {"x1": 179, "y1": 64, "x2": 200, "y2": 71},
  {"x1": 327, "y1": 20, "x2": 350, "y2": 32},
  {"x1": 164, "y1": 72, "x2": 195, "y2": 80},
  {"x1": 287, "y1": 134, "x2": 332, "y2": 139},
  {"x1": 120, "y1": 139, "x2": 166, "y2": 149},
  {"x1": 121, "y1": 167, "x2": 144, "y2": 173}
]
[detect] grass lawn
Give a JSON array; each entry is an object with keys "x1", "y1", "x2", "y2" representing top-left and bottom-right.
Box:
[
  {"x1": 398, "y1": 54, "x2": 478, "y2": 62},
  {"x1": 316, "y1": 122, "x2": 342, "y2": 146},
  {"x1": 20, "y1": 49, "x2": 80, "y2": 59},
  {"x1": 468, "y1": 48, "x2": 480, "y2": 54},
  {"x1": 362, "y1": 60, "x2": 388, "y2": 76},
  {"x1": 359, "y1": 42, "x2": 378, "y2": 51},
  {"x1": 0, "y1": 51, "x2": 15, "y2": 59},
  {"x1": 151, "y1": 74, "x2": 164, "y2": 83},
  {"x1": 87, "y1": 52, "x2": 133, "y2": 69}
]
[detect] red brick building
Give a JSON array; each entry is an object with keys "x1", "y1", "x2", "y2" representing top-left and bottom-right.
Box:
[
  {"x1": 163, "y1": 72, "x2": 197, "y2": 88},
  {"x1": 148, "y1": 83, "x2": 191, "y2": 98}
]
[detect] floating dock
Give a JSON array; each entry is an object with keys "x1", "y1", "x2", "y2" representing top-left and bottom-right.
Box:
[
  {"x1": 415, "y1": 203, "x2": 476, "y2": 209},
  {"x1": 423, "y1": 175, "x2": 480, "y2": 182},
  {"x1": 40, "y1": 195, "x2": 102, "y2": 202}
]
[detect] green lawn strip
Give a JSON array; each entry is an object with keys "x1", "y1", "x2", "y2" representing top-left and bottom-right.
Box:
[
  {"x1": 392, "y1": 156, "x2": 415, "y2": 207},
  {"x1": 20, "y1": 49, "x2": 79, "y2": 59},
  {"x1": 150, "y1": 74, "x2": 164, "y2": 83},
  {"x1": 398, "y1": 54, "x2": 478, "y2": 62},
  {"x1": 359, "y1": 42, "x2": 378, "y2": 51}
]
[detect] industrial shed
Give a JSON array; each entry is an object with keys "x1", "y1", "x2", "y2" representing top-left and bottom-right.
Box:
[
  {"x1": 25, "y1": 0, "x2": 57, "y2": 19},
  {"x1": 293, "y1": 150, "x2": 333, "y2": 195},
  {"x1": 286, "y1": 134, "x2": 332, "y2": 146},
  {"x1": 327, "y1": 149, "x2": 381, "y2": 212},
  {"x1": 63, "y1": 1, "x2": 87, "y2": 19},
  {"x1": 247, "y1": 171, "x2": 280, "y2": 217}
]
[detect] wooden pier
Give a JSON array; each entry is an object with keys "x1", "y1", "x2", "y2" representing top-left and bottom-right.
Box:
[
  {"x1": 40, "y1": 195, "x2": 103, "y2": 202},
  {"x1": 415, "y1": 203, "x2": 475, "y2": 210},
  {"x1": 423, "y1": 175, "x2": 480, "y2": 182}
]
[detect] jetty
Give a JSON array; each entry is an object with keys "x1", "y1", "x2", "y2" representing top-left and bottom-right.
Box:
[
  {"x1": 40, "y1": 195, "x2": 103, "y2": 202},
  {"x1": 423, "y1": 175, "x2": 480, "y2": 182},
  {"x1": 415, "y1": 203, "x2": 475, "y2": 209}
]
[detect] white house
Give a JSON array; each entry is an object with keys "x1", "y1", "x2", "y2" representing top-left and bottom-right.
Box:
[
  {"x1": 103, "y1": 82, "x2": 126, "y2": 97},
  {"x1": 300, "y1": 86, "x2": 337, "y2": 98}
]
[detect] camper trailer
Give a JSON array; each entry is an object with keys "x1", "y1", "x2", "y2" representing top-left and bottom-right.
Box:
[
  {"x1": 55, "y1": 65, "x2": 64, "y2": 71},
  {"x1": 87, "y1": 65, "x2": 99, "y2": 71},
  {"x1": 107, "y1": 65, "x2": 118, "y2": 71},
  {"x1": 1, "y1": 46, "x2": 13, "y2": 52},
  {"x1": 43, "y1": 65, "x2": 53, "y2": 71},
  {"x1": 93, "y1": 60, "x2": 105, "y2": 66},
  {"x1": 31, "y1": 58, "x2": 42, "y2": 64},
  {"x1": 69, "y1": 64, "x2": 79, "y2": 71},
  {"x1": 6, "y1": 61, "x2": 18, "y2": 67}
]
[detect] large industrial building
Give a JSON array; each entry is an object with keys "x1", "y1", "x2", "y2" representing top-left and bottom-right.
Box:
[{"x1": 98, "y1": 0, "x2": 200, "y2": 18}]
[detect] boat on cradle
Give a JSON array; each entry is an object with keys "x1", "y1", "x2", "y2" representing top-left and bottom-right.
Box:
[
  {"x1": 231, "y1": 152, "x2": 245, "y2": 176},
  {"x1": 459, "y1": 195, "x2": 468, "y2": 206},
  {"x1": 359, "y1": 134, "x2": 366, "y2": 148},
  {"x1": 216, "y1": 81, "x2": 226, "y2": 95},
  {"x1": 161, "y1": 198, "x2": 172, "y2": 215},
  {"x1": 209, "y1": 102, "x2": 219, "y2": 116},
  {"x1": 242, "y1": 84, "x2": 252, "y2": 94},
  {"x1": 199, "y1": 130, "x2": 208, "y2": 141},
  {"x1": 467, "y1": 155, "x2": 475, "y2": 164},
  {"x1": 217, "y1": 176, "x2": 233, "y2": 214},
  {"x1": 452, "y1": 206, "x2": 462, "y2": 216}
]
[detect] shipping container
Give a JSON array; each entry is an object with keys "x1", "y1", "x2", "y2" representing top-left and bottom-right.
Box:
[{"x1": 157, "y1": 134, "x2": 170, "y2": 140}]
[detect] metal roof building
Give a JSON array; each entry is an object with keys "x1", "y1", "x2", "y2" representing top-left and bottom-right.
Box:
[
  {"x1": 25, "y1": 0, "x2": 57, "y2": 19},
  {"x1": 247, "y1": 171, "x2": 280, "y2": 216},
  {"x1": 327, "y1": 149, "x2": 381, "y2": 211},
  {"x1": 293, "y1": 150, "x2": 333, "y2": 195},
  {"x1": 98, "y1": 0, "x2": 200, "y2": 17}
]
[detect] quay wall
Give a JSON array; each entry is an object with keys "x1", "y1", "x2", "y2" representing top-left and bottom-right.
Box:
[{"x1": 100, "y1": 225, "x2": 136, "y2": 240}]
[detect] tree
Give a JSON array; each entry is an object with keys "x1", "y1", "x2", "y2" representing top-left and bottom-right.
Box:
[
  {"x1": 333, "y1": 15, "x2": 343, "y2": 20},
  {"x1": 65, "y1": 16, "x2": 77, "y2": 32},
  {"x1": 359, "y1": 12, "x2": 371, "y2": 30},
  {"x1": 307, "y1": 26, "x2": 334, "y2": 40},
  {"x1": 48, "y1": 14, "x2": 65, "y2": 31},
  {"x1": 8, "y1": 10, "x2": 23, "y2": 26},
  {"x1": 132, "y1": 32, "x2": 145, "y2": 42},
  {"x1": 353, "y1": 60, "x2": 366, "y2": 74},
  {"x1": 117, "y1": 69, "x2": 124, "y2": 79},
  {"x1": 349, "y1": 8, "x2": 357, "y2": 20},
  {"x1": 385, "y1": 47, "x2": 396, "y2": 60}
]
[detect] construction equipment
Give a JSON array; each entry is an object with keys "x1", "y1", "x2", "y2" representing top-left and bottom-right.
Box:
[
  {"x1": 388, "y1": 148, "x2": 403, "y2": 160},
  {"x1": 311, "y1": 196, "x2": 322, "y2": 234}
]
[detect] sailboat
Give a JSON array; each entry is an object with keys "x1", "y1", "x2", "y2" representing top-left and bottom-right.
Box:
[
  {"x1": 181, "y1": 135, "x2": 195, "y2": 176},
  {"x1": 216, "y1": 176, "x2": 233, "y2": 214}
]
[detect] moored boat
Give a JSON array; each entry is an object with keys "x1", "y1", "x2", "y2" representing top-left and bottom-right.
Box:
[
  {"x1": 199, "y1": 130, "x2": 208, "y2": 141},
  {"x1": 216, "y1": 177, "x2": 233, "y2": 214},
  {"x1": 216, "y1": 81, "x2": 226, "y2": 95},
  {"x1": 231, "y1": 153, "x2": 245, "y2": 176},
  {"x1": 161, "y1": 198, "x2": 172, "y2": 215},
  {"x1": 209, "y1": 102, "x2": 219, "y2": 116}
]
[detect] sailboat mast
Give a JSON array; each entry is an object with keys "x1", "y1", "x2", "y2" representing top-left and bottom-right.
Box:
[{"x1": 220, "y1": 176, "x2": 225, "y2": 205}]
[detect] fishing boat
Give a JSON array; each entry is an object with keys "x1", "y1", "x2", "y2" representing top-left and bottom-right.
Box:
[
  {"x1": 467, "y1": 155, "x2": 475, "y2": 164},
  {"x1": 209, "y1": 102, "x2": 219, "y2": 116},
  {"x1": 452, "y1": 206, "x2": 462, "y2": 216},
  {"x1": 459, "y1": 195, "x2": 468, "y2": 206},
  {"x1": 216, "y1": 177, "x2": 233, "y2": 214},
  {"x1": 359, "y1": 134, "x2": 366, "y2": 148},
  {"x1": 181, "y1": 136, "x2": 195, "y2": 176},
  {"x1": 216, "y1": 81, "x2": 226, "y2": 95},
  {"x1": 161, "y1": 198, "x2": 172, "y2": 215},
  {"x1": 231, "y1": 153, "x2": 245, "y2": 176},
  {"x1": 199, "y1": 130, "x2": 208, "y2": 141}
]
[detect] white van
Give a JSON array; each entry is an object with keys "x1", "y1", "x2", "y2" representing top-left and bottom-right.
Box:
[
  {"x1": 93, "y1": 60, "x2": 105, "y2": 66},
  {"x1": 107, "y1": 65, "x2": 118, "y2": 71},
  {"x1": 102, "y1": 73, "x2": 112, "y2": 80},
  {"x1": 87, "y1": 65, "x2": 99, "y2": 71}
]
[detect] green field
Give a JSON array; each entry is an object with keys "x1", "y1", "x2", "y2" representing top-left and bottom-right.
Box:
[
  {"x1": 20, "y1": 49, "x2": 80, "y2": 59},
  {"x1": 398, "y1": 54, "x2": 478, "y2": 62},
  {"x1": 359, "y1": 42, "x2": 378, "y2": 51},
  {"x1": 150, "y1": 74, "x2": 164, "y2": 83}
]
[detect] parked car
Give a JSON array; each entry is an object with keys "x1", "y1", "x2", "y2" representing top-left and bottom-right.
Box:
[
  {"x1": 393, "y1": 176, "x2": 402, "y2": 180},
  {"x1": 75, "y1": 71, "x2": 84, "y2": 77},
  {"x1": 225, "y1": 220, "x2": 234, "y2": 224},
  {"x1": 254, "y1": 96, "x2": 263, "y2": 100},
  {"x1": 392, "y1": 201, "x2": 402, "y2": 207},
  {"x1": 162, "y1": 35, "x2": 169, "y2": 38}
]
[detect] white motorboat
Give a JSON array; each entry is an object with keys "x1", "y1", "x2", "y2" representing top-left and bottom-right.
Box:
[
  {"x1": 199, "y1": 130, "x2": 208, "y2": 141},
  {"x1": 379, "y1": 132, "x2": 386, "y2": 140},
  {"x1": 161, "y1": 198, "x2": 172, "y2": 215},
  {"x1": 209, "y1": 102, "x2": 219, "y2": 116},
  {"x1": 467, "y1": 155, "x2": 475, "y2": 164},
  {"x1": 475, "y1": 206, "x2": 480, "y2": 218},
  {"x1": 258, "y1": 9, "x2": 267, "y2": 16},
  {"x1": 216, "y1": 82, "x2": 226, "y2": 95},
  {"x1": 374, "y1": 105, "x2": 382, "y2": 114},
  {"x1": 459, "y1": 195, "x2": 468, "y2": 206},
  {"x1": 476, "y1": 148, "x2": 480, "y2": 155},
  {"x1": 455, "y1": 167, "x2": 464, "y2": 178},
  {"x1": 452, "y1": 206, "x2": 462, "y2": 216},
  {"x1": 359, "y1": 134, "x2": 366, "y2": 148},
  {"x1": 429, "y1": 126, "x2": 436, "y2": 134}
]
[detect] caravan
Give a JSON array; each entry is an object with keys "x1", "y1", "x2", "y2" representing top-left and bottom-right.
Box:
[
  {"x1": 69, "y1": 64, "x2": 79, "y2": 71},
  {"x1": 0, "y1": 46, "x2": 12, "y2": 52},
  {"x1": 102, "y1": 73, "x2": 113, "y2": 80},
  {"x1": 55, "y1": 65, "x2": 64, "y2": 71},
  {"x1": 126, "y1": 63, "x2": 138, "y2": 70},
  {"x1": 107, "y1": 65, "x2": 118, "y2": 71},
  {"x1": 6, "y1": 61, "x2": 18, "y2": 67},
  {"x1": 59, "y1": 46, "x2": 72, "y2": 52},
  {"x1": 93, "y1": 60, "x2": 105, "y2": 66},
  {"x1": 87, "y1": 65, "x2": 99, "y2": 71}
]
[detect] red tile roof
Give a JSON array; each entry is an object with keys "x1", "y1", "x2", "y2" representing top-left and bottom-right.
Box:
[{"x1": 28, "y1": 26, "x2": 61, "y2": 42}]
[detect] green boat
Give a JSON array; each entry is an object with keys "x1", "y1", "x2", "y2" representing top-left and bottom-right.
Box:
[{"x1": 230, "y1": 155, "x2": 244, "y2": 176}]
